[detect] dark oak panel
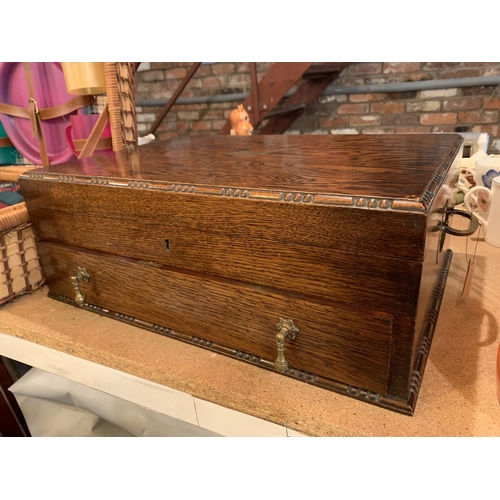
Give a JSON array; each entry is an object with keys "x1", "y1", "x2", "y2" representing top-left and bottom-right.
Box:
[
  {"x1": 22, "y1": 182, "x2": 428, "y2": 261},
  {"x1": 38, "y1": 242, "x2": 393, "y2": 395},
  {"x1": 25, "y1": 206, "x2": 423, "y2": 315},
  {"x1": 387, "y1": 314, "x2": 417, "y2": 399}
]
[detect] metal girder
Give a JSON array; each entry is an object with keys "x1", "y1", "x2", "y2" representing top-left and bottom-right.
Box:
[
  {"x1": 257, "y1": 63, "x2": 349, "y2": 135},
  {"x1": 148, "y1": 63, "x2": 201, "y2": 136},
  {"x1": 218, "y1": 62, "x2": 313, "y2": 134}
]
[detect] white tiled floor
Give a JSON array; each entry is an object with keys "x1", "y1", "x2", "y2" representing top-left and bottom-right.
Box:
[
  {"x1": 1, "y1": 332, "x2": 309, "y2": 437},
  {"x1": 194, "y1": 397, "x2": 288, "y2": 437},
  {"x1": 286, "y1": 428, "x2": 307, "y2": 437}
]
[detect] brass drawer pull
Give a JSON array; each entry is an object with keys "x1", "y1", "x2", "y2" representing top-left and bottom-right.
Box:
[
  {"x1": 274, "y1": 317, "x2": 299, "y2": 372},
  {"x1": 71, "y1": 267, "x2": 90, "y2": 306}
]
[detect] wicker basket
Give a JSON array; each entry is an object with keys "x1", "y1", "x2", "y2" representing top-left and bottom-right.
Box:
[{"x1": 0, "y1": 202, "x2": 45, "y2": 306}]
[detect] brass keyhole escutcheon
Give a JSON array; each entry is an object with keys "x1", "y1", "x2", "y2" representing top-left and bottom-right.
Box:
[
  {"x1": 71, "y1": 267, "x2": 90, "y2": 306},
  {"x1": 274, "y1": 317, "x2": 299, "y2": 372}
]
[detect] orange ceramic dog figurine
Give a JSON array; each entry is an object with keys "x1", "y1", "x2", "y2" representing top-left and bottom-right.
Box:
[{"x1": 229, "y1": 104, "x2": 253, "y2": 135}]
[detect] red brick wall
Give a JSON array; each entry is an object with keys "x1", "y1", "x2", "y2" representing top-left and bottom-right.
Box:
[{"x1": 135, "y1": 62, "x2": 500, "y2": 153}]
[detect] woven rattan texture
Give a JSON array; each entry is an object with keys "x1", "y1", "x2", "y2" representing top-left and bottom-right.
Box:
[{"x1": 0, "y1": 203, "x2": 44, "y2": 305}]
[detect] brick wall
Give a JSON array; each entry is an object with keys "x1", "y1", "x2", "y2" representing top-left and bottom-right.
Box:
[{"x1": 135, "y1": 62, "x2": 500, "y2": 153}]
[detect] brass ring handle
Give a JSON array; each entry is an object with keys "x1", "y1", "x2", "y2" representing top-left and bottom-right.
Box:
[
  {"x1": 71, "y1": 267, "x2": 90, "y2": 306},
  {"x1": 442, "y1": 208, "x2": 479, "y2": 237},
  {"x1": 437, "y1": 206, "x2": 480, "y2": 258},
  {"x1": 274, "y1": 317, "x2": 299, "y2": 372}
]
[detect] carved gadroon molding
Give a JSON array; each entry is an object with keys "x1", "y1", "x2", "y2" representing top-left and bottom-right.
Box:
[
  {"x1": 408, "y1": 249, "x2": 452, "y2": 406},
  {"x1": 22, "y1": 170, "x2": 439, "y2": 213},
  {"x1": 21, "y1": 133, "x2": 462, "y2": 214}
]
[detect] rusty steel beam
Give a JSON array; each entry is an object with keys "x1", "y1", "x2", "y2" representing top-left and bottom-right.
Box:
[
  {"x1": 248, "y1": 62, "x2": 261, "y2": 125},
  {"x1": 148, "y1": 62, "x2": 201, "y2": 135},
  {"x1": 302, "y1": 63, "x2": 347, "y2": 79},
  {"x1": 219, "y1": 62, "x2": 313, "y2": 134},
  {"x1": 258, "y1": 63, "x2": 349, "y2": 135}
]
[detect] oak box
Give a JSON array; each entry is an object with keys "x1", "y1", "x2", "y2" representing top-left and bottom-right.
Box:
[{"x1": 19, "y1": 134, "x2": 475, "y2": 415}]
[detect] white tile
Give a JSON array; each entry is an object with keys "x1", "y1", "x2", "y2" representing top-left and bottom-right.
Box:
[
  {"x1": 287, "y1": 428, "x2": 308, "y2": 437},
  {"x1": 194, "y1": 397, "x2": 287, "y2": 437},
  {"x1": 0, "y1": 332, "x2": 198, "y2": 425}
]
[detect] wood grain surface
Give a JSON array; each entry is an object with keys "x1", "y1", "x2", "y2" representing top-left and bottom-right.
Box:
[
  {"x1": 21, "y1": 180, "x2": 428, "y2": 261},
  {"x1": 38, "y1": 241, "x2": 394, "y2": 394},
  {"x1": 19, "y1": 133, "x2": 465, "y2": 411},
  {"x1": 21, "y1": 134, "x2": 462, "y2": 200},
  {"x1": 23, "y1": 215, "x2": 423, "y2": 314}
]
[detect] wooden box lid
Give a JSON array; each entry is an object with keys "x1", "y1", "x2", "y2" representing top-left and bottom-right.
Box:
[
  {"x1": 22, "y1": 134, "x2": 463, "y2": 214},
  {"x1": 20, "y1": 134, "x2": 464, "y2": 266}
]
